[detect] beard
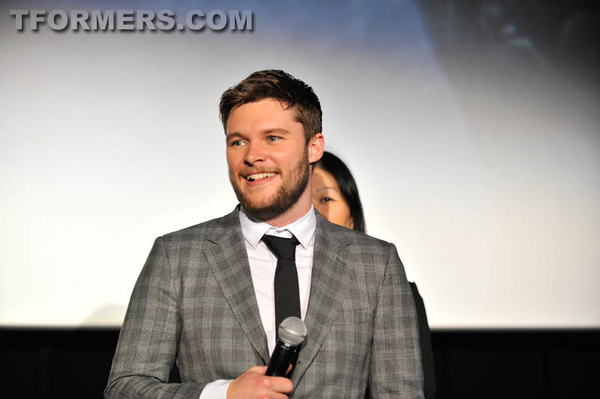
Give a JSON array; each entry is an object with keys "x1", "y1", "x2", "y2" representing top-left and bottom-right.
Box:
[{"x1": 229, "y1": 148, "x2": 311, "y2": 221}]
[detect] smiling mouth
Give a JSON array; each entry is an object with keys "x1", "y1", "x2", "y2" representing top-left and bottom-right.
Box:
[{"x1": 245, "y1": 172, "x2": 277, "y2": 182}]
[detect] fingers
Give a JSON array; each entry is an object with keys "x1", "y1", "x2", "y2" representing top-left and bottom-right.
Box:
[
  {"x1": 227, "y1": 365, "x2": 293, "y2": 399},
  {"x1": 248, "y1": 365, "x2": 268, "y2": 374},
  {"x1": 260, "y1": 375, "x2": 293, "y2": 393},
  {"x1": 247, "y1": 365, "x2": 292, "y2": 392}
]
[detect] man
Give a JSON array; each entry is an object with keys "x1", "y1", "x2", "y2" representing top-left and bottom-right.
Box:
[{"x1": 105, "y1": 70, "x2": 424, "y2": 398}]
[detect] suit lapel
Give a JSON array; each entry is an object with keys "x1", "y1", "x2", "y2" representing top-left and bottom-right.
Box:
[
  {"x1": 203, "y1": 209, "x2": 270, "y2": 363},
  {"x1": 292, "y1": 214, "x2": 352, "y2": 384}
]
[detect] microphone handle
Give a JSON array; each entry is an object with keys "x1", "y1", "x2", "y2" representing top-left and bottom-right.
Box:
[{"x1": 265, "y1": 342, "x2": 299, "y2": 377}]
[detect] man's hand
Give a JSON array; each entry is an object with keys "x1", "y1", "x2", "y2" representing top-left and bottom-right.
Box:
[{"x1": 227, "y1": 366, "x2": 293, "y2": 399}]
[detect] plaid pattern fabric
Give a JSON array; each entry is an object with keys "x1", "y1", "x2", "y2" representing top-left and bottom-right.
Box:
[{"x1": 105, "y1": 208, "x2": 424, "y2": 398}]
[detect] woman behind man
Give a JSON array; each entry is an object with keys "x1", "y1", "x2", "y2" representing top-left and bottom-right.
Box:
[{"x1": 312, "y1": 151, "x2": 436, "y2": 399}]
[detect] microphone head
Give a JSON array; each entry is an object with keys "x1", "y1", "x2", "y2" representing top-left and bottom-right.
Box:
[{"x1": 278, "y1": 316, "x2": 307, "y2": 346}]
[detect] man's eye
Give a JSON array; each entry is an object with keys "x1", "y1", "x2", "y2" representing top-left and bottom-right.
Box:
[
  {"x1": 267, "y1": 136, "x2": 280, "y2": 142},
  {"x1": 230, "y1": 140, "x2": 244, "y2": 147},
  {"x1": 320, "y1": 197, "x2": 333, "y2": 202}
]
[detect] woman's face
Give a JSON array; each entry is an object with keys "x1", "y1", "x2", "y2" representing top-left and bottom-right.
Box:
[{"x1": 311, "y1": 167, "x2": 354, "y2": 229}]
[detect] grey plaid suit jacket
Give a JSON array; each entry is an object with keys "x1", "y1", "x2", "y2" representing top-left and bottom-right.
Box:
[{"x1": 105, "y1": 208, "x2": 424, "y2": 398}]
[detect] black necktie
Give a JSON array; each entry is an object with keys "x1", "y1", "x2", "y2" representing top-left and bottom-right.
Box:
[{"x1": 262, "y1": 235, "x2": 301, "y2": 330}]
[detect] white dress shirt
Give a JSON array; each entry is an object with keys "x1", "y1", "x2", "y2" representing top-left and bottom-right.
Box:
[{"x1": 199, "y1": 206, "x2": 316, "y2": 398}]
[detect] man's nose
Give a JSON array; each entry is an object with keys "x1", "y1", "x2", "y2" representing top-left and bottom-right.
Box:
[{"x1": 244, "y1": 141, "x2": 266, "y2": 165}]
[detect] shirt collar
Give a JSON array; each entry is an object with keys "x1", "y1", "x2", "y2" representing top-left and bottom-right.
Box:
[{"x1": 239, "y1": 205, "x2": 316, "y2": 250}]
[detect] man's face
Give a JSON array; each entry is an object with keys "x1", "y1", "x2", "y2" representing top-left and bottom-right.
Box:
[{"x1": 226, "y1": 99, "x2": 319, "y2": 221}]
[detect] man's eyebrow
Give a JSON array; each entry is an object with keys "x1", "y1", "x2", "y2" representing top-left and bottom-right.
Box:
[
  {"x1": 262, "y1": 128, "x2": 291, "y2": 135},
  {"x1": 226, "y1": 129, "x2": 290, "y2": 140},
  {"x1": 226, "y1": 132, "x2": 245, "y2": 141}
]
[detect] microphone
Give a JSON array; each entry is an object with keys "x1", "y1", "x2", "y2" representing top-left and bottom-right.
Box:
[{"x1": 265, "y1": 316, "x2": 307, "y2": 377}]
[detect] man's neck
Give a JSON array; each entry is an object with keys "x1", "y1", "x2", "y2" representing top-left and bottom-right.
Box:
[{"x1": 265, "y1": 202, "x2": 311, "y2": 228}]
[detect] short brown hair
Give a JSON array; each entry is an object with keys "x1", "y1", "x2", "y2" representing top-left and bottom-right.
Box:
[{"x1": 219, "y1": 69, "x2": 322, "y2": 141}]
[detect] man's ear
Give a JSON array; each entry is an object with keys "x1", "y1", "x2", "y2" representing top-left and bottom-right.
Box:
[{"x1": 307, "y1": 133, "x2": 325, "y2": 164}]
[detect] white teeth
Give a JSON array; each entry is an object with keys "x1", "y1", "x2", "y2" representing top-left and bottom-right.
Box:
[{"x1": 246, "y1": 172, "x2": 276, "y2": 181}]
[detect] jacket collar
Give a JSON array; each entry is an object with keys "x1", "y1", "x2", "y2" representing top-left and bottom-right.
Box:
[{"x1": 204, "y1": 207, "x2": 354, "y2": 374}]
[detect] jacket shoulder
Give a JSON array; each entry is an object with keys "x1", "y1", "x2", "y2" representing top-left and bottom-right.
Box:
[{"x1": 159, "y1": 209, "x2": 239, "y2": 246}]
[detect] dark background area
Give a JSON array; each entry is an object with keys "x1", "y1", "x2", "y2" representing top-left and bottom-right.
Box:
[
  {"x1": 1, "y1": 328, "x2": 598, "y2": 398},
  {"x1": 419, "y1": 0, "x2": 600, "y2": 90}
]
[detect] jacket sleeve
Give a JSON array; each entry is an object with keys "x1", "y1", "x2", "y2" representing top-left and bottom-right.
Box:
[
  {"x1": 369, "y1": 243, "x2": 425, "y2": 398},
  {"x1": 104, "y1": 237, "x2": 206, "y2": 399}
]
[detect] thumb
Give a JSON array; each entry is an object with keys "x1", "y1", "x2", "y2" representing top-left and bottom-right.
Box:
[{"x1": 249, "y1": 365, "x2": 268, "y2": 374}]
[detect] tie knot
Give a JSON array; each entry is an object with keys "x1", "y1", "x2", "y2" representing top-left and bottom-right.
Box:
[{"x1": 262, "y1": 235, "x2": 299, "y2": 261}]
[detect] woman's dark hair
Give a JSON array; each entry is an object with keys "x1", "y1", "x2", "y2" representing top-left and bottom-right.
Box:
[{"x1": 314, "y1": 151, "x2": 366, "y2": 233}]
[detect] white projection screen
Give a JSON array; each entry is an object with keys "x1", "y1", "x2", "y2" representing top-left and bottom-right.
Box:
[{"x1": 1, "y1": 0, "x2": 599, "y2": 329}]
